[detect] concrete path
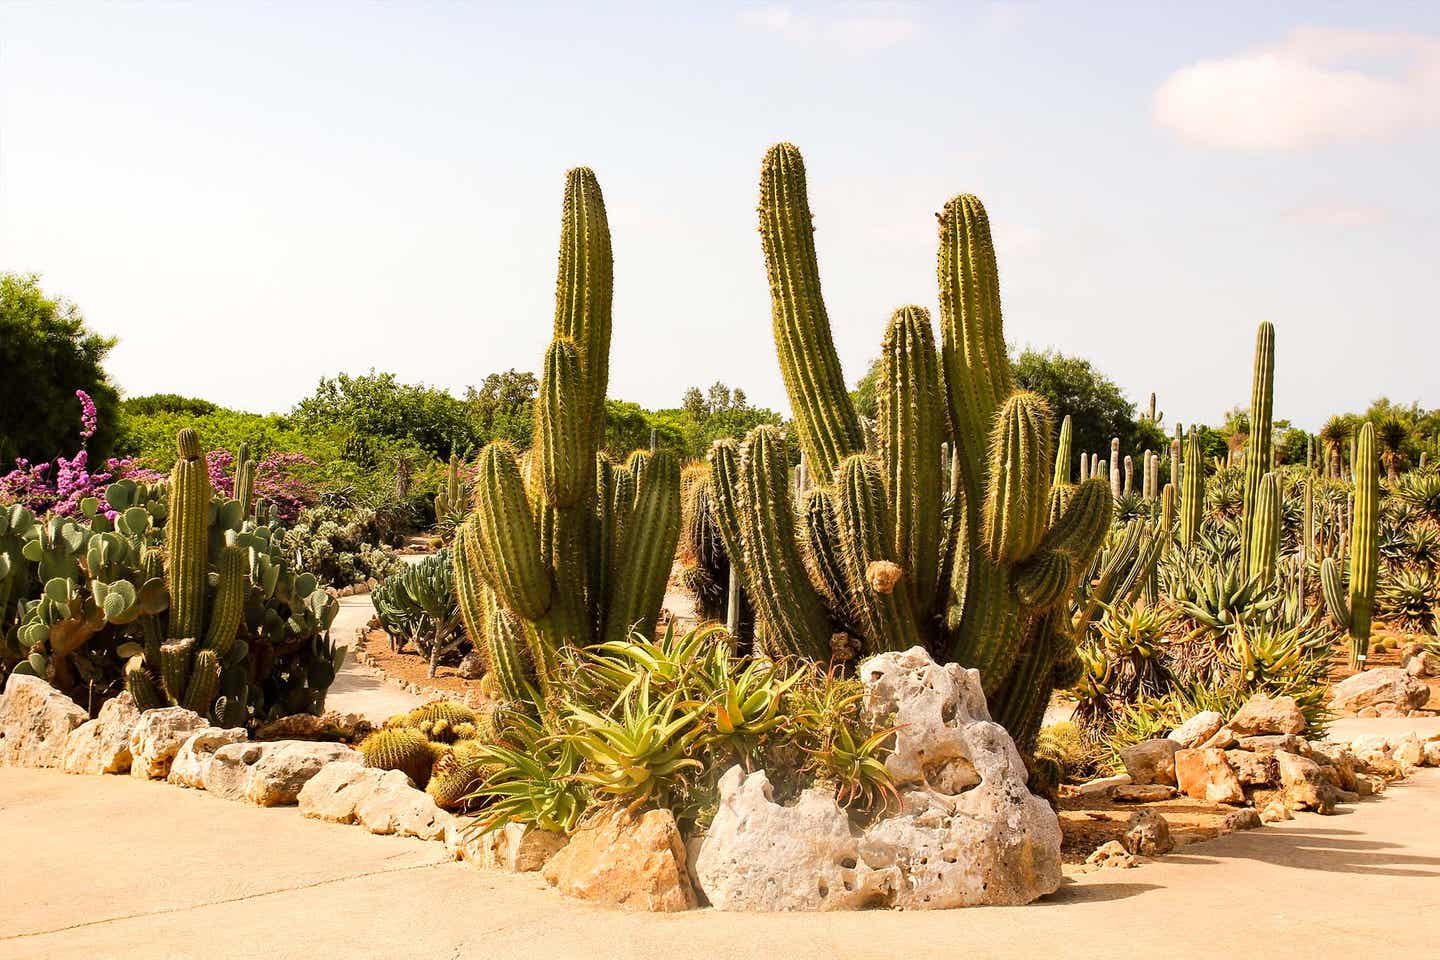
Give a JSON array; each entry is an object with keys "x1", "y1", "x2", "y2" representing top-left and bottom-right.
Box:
[
  {"x1": 4, "y1": 764, "x2": 1438, "y2": 960},
  {"x1": 324, "y1": 593, "x2": 425, "y2": 722}
]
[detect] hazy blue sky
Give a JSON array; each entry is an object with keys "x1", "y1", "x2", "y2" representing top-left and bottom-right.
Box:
[{"x1": 3, "y1": 2, "x2": 1437, "y2": 431}]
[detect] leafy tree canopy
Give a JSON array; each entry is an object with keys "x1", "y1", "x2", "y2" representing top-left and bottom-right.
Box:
[
  {"x1": 0, "y1": 273, "x2": 119, "y2": 465},
  {"x1": 290, "y1": 370, "x2": 475, "y2": 463}
]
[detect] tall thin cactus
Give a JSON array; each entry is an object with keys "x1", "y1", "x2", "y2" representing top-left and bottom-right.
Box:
[
  {"x1": 1322, "y1": 422, "x2": 1379, "y2": 670},
  {"x1": 1239, "y1": 322, "x2": 1275, "y2": 580}
]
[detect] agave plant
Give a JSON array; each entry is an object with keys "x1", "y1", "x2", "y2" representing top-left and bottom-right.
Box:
[
  {"x1": 1165, "y1": 554, "x2": 1281, "y2": 638},
  {"x1": 1402, "y1": 525, "x2": 1440, "y2": 572},
  {"x1": 1395, "y1": 470, "x2": 1440, "y2": 524},
  {"x1": 462, "y1": 712, "x2": 587, "y2": 835},
  {"x1": 1378, "y1": 568, "x2": 1440, "y2": 634},
  {"x1": 1094, "y1": 599, "x2": 1176, "y2": 702}
]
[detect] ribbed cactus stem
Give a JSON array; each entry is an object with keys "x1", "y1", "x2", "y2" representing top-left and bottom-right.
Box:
[
  {"x1": 833, "y1": 453, "x2": 923, "y2": 652},
  {"x1": 166, "y1": 429, "x2": 211, "y2": 639},
  {"x1": 938, "y1": 193, "x2": 1013, "y2": 541},
  {"x1": 730, "y1": 426, "x2": 832, "y2": 660},
  {"x1": 982, "y1": 393, "x2": 1053, "y2": 564},
  {"x1": 1249, "y1": 473, "x2": 1281, "y2": 587},
  {"x1": 1180, "y1": 428, "x2": 1203, "y2": 547},
  {"x1": 536, "y1": 338, "x2": 586, "y2": 508},
  {"x1": 554, "y1": 167, "x2": 612, "y2": 443},
  {"x1": 1078, "y1": 451, "x2": 1088, "y2": 481},
  {"x1": 877, "y1": 305, "x2": 944, "y2": 615},
  {"x1": 1123, "y1": 455, "x2": 1134, "y2": 496},
  {"x1": 1053, "y1": 415, "x2": 1072, "y2": 486},
  {"x1": 1348, "y1": 422, "x2": 1379, "y2": 669},
  {"x1": 471, "y1": 443, "x2": 552, "y2": 621},
  {"x1": 1170, "y1": 427, "x2": 1183, "y2": 489},
  {"x1": 601, "y1": 450, "x2": 681, "y2": 645},
  {"x1": 1240, "y1": 322, "x2": 1275, "y2": 580},
  {"x1": 757, "y1": 144, "x2": 865, "y2": 482},
  {"x1": 1109, "y1": 438, "x2": 1122, "y2": 499},
  {"x1": 203, "y1": 544, "x2": 247, "y2": 656}
]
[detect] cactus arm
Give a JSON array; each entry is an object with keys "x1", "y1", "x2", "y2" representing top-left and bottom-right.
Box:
[
  {"x1": 877, "y1": 305, "x2": 944, "y2": 616},
  {"x1": 1348, "y1": 422, "x2": 1379, "y2": 667},
  {"x1": 165, "y1": 429, "x2": 212, "y2": 639},
  {"x1": 554, "y1": 167, "x2": 613, "y2": 438},
  {"x1": 1239, "y1": 322, "x2": 1275, "y2": 579},
  {"x1": 601, "y1": 450, "x2": 681, "y2": 646},
  {"x1": 1053, "y1": 415, "x2": 1073, "y2": 487},
  {"x1": 471, "y1": 443, "x2": 553, "y2": 622},
  {"x1": 832, "y1": 454, "x2": 924, "y2": 652},
  {"x1": 535, "y1": 338, "x2": 587, "y2": 509},
  {"x1": 757, "y1": 143, "x2": 866, "y2": 482}
]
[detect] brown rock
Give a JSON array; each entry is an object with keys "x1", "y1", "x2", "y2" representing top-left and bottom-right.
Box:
[
  {"x1": 1112, "y1": 784, "x2": 1177, "y2": 803},
  {"x1": 1228, "y1": 695, "x2": 1306, "y2": 736},
  {"x1": 1307, "y1": 742, "x2": 1358, "y2": 791},
  {"x1": 1328, "y1": 668, "x2": 1430, "y2": 714},
  {"x1": 1122, "y1": 810, "x2": 1174, "y2": 857},
  {"x1": 1084, "y1": 840, "x2": 1138, "y2": 870},
  {"x1": 445, "y1": 819, "x2": 568, "y2": 871},
  {"x1": 254, "y1": 711, "x2": 372, "y2": 743},
  {"x1": 1224, "y1": 809, "x2": 1263, "y2": 831},
  {"x1": 1174, "y1": 748, "x2": 1245, "y2": 804},
  {"x1": 1224, "y1": 749, "x2": 1277, "y2": 786},
  {"x1": 0, "y1": 674, "x2": 90, "y2": 768},
  {"x1": 1119, "y1": 739, "x2": 1180, "y2": 786},
  {"x1": 1275, "y1": 750, "x2": 1338, "y2": 814},
  {"x1": 1167, "y1": 711, "x2": 1225, "y2": 749},
  {"x1": 1259, "y1": 800, "x2": 1293, "y2": 823},
  {"x1": 543, "y1": 808, "x2": 695, "y2": 912},
  {"x1": 1236, "y1": 734, "x2": 1306, "y2": 755},
  {"x1": 1199, "y1": 726, "x2": 1238, "y2": 750}
]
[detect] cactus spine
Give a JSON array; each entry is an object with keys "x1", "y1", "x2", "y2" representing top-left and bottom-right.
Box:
[
  {"x1": 166, "y1": 429, "x2": 210, "y2": 639},
  {"x1": 1239, "y1": 322, "x2": 1275, "y2": 580}
]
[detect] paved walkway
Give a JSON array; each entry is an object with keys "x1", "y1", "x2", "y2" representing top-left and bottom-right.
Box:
[
  {"x1": 324, "y1": 593, "x2": 425, "y2": 722},
  {"x1": 4, "y1": 761, "x2": 1437, "y2": 960}
]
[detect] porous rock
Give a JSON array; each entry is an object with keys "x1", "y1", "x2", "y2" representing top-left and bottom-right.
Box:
[
  {"x1": 694, "y1": 647, "x2": 1062, "y2": 911},
  {"x1": 1084, "y1": 840, "x2": 1138, "y2": 870},
  {"x1": 1224, "y1": 749, "x2": 1277, "y2": 786},
  {"x1": 353, "y1": 768, "x2": 451, "y2": 839},
  {"x1": 168, "y1": 726, "x2": 249, "y2": 788},
  {"x1": 62, "y1": 692, "x2": 140, "y2": 774},
  {"x1": 129, "y1": 707, "x2": 208, "y2": 779},
  {"x1": 1119, "y1": 739, "x2": 1179, "y2": 786},
  {"x1": 445, "y1": 819, "x2": 568, "y2": 871},
  {"x1": 543, "y1": 808, "x2": 695, "y2": 912},
  {"x1": 1122, "y1": 810, "x2": 1173, "y2": 857},
  {"x1": 1328, "y1": 668, "x2": 1430, "y2": 714},
  {"x1": 0, "y1": 674, "x2": 90, "y2": 768},
  {"x1": 205, "y1": 739, "x2": 356, "y2": 805}
]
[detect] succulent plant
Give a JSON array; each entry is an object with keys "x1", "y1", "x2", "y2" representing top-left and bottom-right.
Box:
[
  {"x1": 1322, "y1": 422, "x2": 1379, "y2": 669},
  {"x1": 449, "y1": 168, "x2": 681, "y2": 710}
]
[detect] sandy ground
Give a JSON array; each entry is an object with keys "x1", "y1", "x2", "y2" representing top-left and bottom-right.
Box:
[
  {"x1": 2, "y1": 762, "x2": 1437, "y2": 960},
  {"x1": 324, "y1": 594, "x2": 427, "y2": 722}
]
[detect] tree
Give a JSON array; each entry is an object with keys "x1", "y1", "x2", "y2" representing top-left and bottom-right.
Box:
[
  {"x1": 1012, "y1": 349, "x2": 1163, "y2": 476},
  {"x1": 667, "y1": 381, "x2": 783, "y2": 458},
  {"x1": 0, "y1": 273, "x2": 120, "y2": 466},
  {"x1": 465, "y1": 369, "x2": 538, "y2": 449},
  {"x1": 291, "y1": 370, "x2": 475, "y2": 463}
]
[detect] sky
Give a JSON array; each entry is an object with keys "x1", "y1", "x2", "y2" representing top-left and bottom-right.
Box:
[{"x1": 2, "y1": 1, "x2": 1437, "y2": 432}]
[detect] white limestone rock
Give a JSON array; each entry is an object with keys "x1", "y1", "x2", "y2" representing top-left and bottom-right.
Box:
[
  {"x1": 62, "y1": 693, "x2": 140, "y2": 774},
  {"x1": 0, "y1": 674, "x2": 90, "y2": 768}
]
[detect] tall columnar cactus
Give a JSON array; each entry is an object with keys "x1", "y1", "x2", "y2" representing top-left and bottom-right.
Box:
[
  {"x1": 1249, "y1": 473, "x2": 1281, "y2": 587},
  {"x1": 1109, "y1": 438, "x2": 1122, "y2": 500},
  {"x1": 1239, "y1": 322, "x2": 1275, "y2": 580},
  {"x1": 451, "y1": 168, "x2": 680, "y2": 702},
  {"x1": 1053, "y1": 415, "x2": 1072, "y2": 487},
  {"x1": 166, "y1": 429, "x2": 211, "y2": 639},
  {"x1": 1322, "y1": 422, "x2": 1379, "y2": 670},
  {"x1": 1179, "y1": 427, "x2": 1203, "y2": 547},
  {"x1": 234, "y1": 443, "x2": 255, "y2": 518},
  {"x1": 709, "y1": 143, "x2": 1113, "y2": 753},
  {"x1": 434, "y1": 454, "x2": 466, "y2": 521},
  {"x1": 758, "y1": 143, "x2": 866, "y2": 482}
]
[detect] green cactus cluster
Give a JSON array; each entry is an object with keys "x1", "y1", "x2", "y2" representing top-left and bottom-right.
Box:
[
  {"x1": 449, "y1": 168, "x2": 682, "y2": 710},
  {"x1": 1322, "y1": 421, "x2": 1379, "y2": 669},
  {"x1": 2, "y1": 430, "x2": 343, "y2": 726},
  {"x1": 701, "y1": 144, "x2": 1114, "y2": 751},
  {"x1": 359, "y1": 699, "x2": 494, "y2": 806}
]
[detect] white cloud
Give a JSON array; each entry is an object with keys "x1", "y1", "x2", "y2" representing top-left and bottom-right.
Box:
[
  {"x1": 1153, "y1": 27, "x2": 1440, "y2": 149},
  {"x1": 1280, "y1": 200, "x2": 1390, "y2": 227},
  {"x1": 738, "y1": 4, "x2": 916, "y2": 54}
]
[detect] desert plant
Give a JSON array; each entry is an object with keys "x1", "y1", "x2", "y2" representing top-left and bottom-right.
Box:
[
  {"x1": 704, "y1": 144, "x2": 1112, "y2": 755},
  {"x1": 1378, "y1": 568, "x2": 1440, "y2": 634},
  {"x1": 450, "y1": 168, "x2": 682, "y2": 709},
  {"x1": 1322, "y1": 422, "x2": 1379, "y2": 668}
]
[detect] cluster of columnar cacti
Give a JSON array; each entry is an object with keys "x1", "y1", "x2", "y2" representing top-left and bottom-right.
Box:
[
  {"x1": 450, "y1": 168, "x2": 682, "y2": 708},
  {"x1": 704, "y1": 144, "x2": 1113, "y2": 751},
  {"x1": 1322, "y1": 421, "x2": 1379, "y2": 668},
  {"x1": 3, "y1": 429, "x2": 342, "y2": 724}
]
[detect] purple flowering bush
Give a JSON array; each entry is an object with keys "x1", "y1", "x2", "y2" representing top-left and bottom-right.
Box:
[
  {"x1": 0, "y1": 390, "x2": 165, "y2": 517},
  {"x1": 205, "y1": 449, "x2": 315, "y2": 525}
]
